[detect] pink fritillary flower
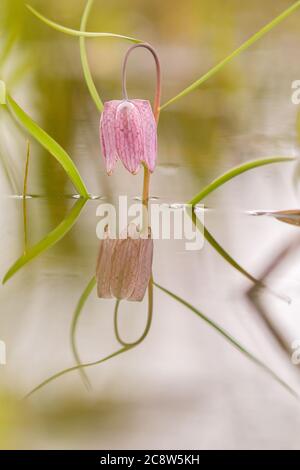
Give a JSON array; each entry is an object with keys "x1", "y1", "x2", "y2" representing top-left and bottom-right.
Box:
[{"x1": 100, "y1": 99, "x2": 157, "y2": 175}]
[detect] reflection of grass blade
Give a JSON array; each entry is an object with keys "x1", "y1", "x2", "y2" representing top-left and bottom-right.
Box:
[
  {"x1": 187, "y1": 157, "x2": 295, "y2": 284},
  {"x1": 3, "y1": 198, "x2": 87, "y2": 284},
  {"x1": 154, "y1": 282, "x2": 298, "y2": 399},
  {"x1": 25, "y1": 277, "x2": 153, "y2": 398},
  {"x1": 160, "y1": 1, "x2": 300, "y2": 110},
  {"x1": 26, "y1": 5, "x2": 140, "y2": 43},
  {"x1": 71, "y1": 276, "x2": 154, "y2": 385},
  {"x1": 188, "y1": 156, "x2": 295, "y2": 206},
  {"x1": 28, "y1": 279, "x2": 154, "y2": 397},
  {"x1": 4, "y1": 92, "x2": 89, "y2": 197},
  {"x1": 70, "y1": 276, "x2": 96, "y2": 390},
  {"x1": 80, "y1": 0, "x2": 103, "y2": 112},
  {"x1": 25, "y1": 346, "x2": 128, "y2": 399}
]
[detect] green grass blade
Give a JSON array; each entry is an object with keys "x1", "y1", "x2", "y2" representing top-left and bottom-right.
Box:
[
  {"x1": 4, "y1": 92, "x2": 89, "y2": 197},
  {"x1": 187, "y1": 157, "x2": 296, "y2": 283},
  {"x1": 154, "y1": 282, "x2": 298, "y2": 399},
  {"x1": 160, "y1": 1, "x2": 300, "y2": 110},
  {"x1": 80, "y1": 0, "x2": 103, "y2": 112},
  {"x1": 70, "y1": 276, "x2": 96, "y2": 389},
  {"x1": 188, "y1": 156, "x2": 295, "y2": 206},
  {"x1": 197, "y1": 216, "x2": 258, "y2": 284},
  {"x1": 26, "y1": 4, "x2": 140, "y2": 43},
  {"x1": 3, "y1": 198, "x2": 87, "y2": 284}
]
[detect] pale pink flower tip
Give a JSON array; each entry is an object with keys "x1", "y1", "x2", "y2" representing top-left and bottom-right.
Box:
[{"x1": 100, "y1": 99, "x2": 157, "y2": 175}]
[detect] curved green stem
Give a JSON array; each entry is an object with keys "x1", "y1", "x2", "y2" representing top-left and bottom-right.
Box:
[
  {"x1": 26, "y1": 5, "x2": 141, "y2": 43},
  {"x1": 80, "y1": 0, "x2": 103, "y2": 112},
  {"x1": 187, "y1": 156, "x2": 296, "y2": 285},
  {"x1": 4, "y1": 91, "x2": 89, "y2": 198},
  {"x1": 122, "y1": 43, "x2": 161, "y2": 121},
  {"x1": 160, "y1": 1, "x2": 300, "y2": 110},
  {"x1": 188, "y1": 156, "x2": 296, "y2": 206}
]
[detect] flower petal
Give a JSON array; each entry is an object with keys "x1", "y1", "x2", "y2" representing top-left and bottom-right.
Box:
[
  {"x1": 100, "y1": 100, "x2": 120, "y2": 175},
  {"x1": 110, "y1": 238, "x2": 140, "y2": 299},
  {"x1": 115, "y1": 101, "x2": 143, "y2": 174},
  {"x1": 128, "y1": 238, "x2": 153, "y2": 301},
  {"x1": 132, "y1": 99, "x2": 157, "y2": 172},
  {"x1": 96, "y1": 237, "x2": 117, "y2": 298}
]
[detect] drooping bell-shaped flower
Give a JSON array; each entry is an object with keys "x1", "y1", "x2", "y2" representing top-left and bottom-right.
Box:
[
  {"x1": 96, "y1": 224, "x2": 153, "y2": 302},
  {"x1": 100, "y1": 99, "x2": 157, "y2": 175}
]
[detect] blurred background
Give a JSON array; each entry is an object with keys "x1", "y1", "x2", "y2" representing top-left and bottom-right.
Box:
[{"x1": 1, "y1": 0, "x2": 300, "y2": 450}]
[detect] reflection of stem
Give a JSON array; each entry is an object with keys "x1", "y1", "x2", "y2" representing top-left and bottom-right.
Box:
[
  {"x1": 70, "y1": 276, "x2": 97, "y2": 391},
  {"x1": 114, "y1": 276, "x2": 153, "y2": 347},
  {"x1": 23, "y1": 141, "x2": 30, "y2": 254}
]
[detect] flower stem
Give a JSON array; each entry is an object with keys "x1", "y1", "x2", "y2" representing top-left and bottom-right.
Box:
[
  {"x1": 121, "y1": 43, "x2": 161, "y2": 120},
  {"x1": 121, "y1": 42, "x2": 161, "y2": 224},
  {"x1": 142, "y1": 166, "x2": 150, "y2": 207}
]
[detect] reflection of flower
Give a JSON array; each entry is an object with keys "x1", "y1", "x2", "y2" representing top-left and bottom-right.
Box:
[
  {"x1": 100, "y1": 99, "x2": 157, "y2": 175},
  {"x1": 96, "y1": 225, "x2": 153, "y2": 302}
]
